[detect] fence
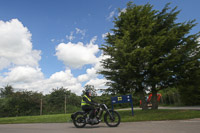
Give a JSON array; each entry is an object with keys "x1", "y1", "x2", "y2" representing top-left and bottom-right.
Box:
[{"x1": 0, "y1": 95, "x2": 81, "y2": 117}]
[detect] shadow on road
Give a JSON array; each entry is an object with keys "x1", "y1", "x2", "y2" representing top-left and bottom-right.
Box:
[{"x1": 69, "y1": 124, "x2": 109, "y2": 129}]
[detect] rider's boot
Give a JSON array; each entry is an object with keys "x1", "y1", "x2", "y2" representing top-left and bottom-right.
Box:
[
  {"x1": 86, "y1": 116, "x2": 90, "y2": 123},
  {"x1": 92, "y1": 118, "x2": 98, "y2": 123}
]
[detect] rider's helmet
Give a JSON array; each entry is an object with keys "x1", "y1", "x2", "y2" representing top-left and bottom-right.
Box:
[{"x1": 85, "y1": 89, "x2": 92, "y2": 97}]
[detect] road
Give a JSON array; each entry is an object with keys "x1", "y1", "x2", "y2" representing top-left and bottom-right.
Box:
[
  {"x1": 117, "y1": 106, "x2": 200, "y2": 111},
  {"x1": 158, "y1": 106, "x2": 200, "y2": 110},
  {"x1": 1, "y1": 118, "x2": 200, "y2": 133}
]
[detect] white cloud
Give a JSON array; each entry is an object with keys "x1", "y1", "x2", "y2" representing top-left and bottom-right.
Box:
[
  {"x1": 107, "y1": 10, "x2": 115, "y2": 21},
  {"x1": 0, "y1": 19, "x2": 110, "y2": 95},
  {"x1": 1, "y1": 67, "x2": 83, "y2": 95},
  {"x1": 0, "y1": 57, "x2": 10, "y2": 70},
  {"x1": 49, "y1": 69, "x2": 75, "y2": 84},
  {"x1": 51, "y1": 39, "x2": 55, "y2": 42},
  {"x1": 86, "y1": 78, "x2": 108, "y2": 90},
  {"x1": 102, "y1": 32, "x2": 108, "y2": 39},
  {"x1": 0, "y1": 19, "x2": 41, "y2": 70},
  {"x1": 118, "y1": 8, "x2": 126, "y2": 16},
  {"x1": 78, "y1": 67, "x2": 97, "y2": 82},
  {"x1": 66, "y1": 31, "x2": 75, "y2": 41},
  {"x1": 45, "y1": 68, "x2": 83, "y2": 95},
  {"x1": 1, "y1": 66, "x2": 45, "y2": 93},
  {"x1": 102, "y1": 32, "x2": 114, "y2": 39},
  {"x1": 78, "y1": 74, "x2": 89, "y2": 82},
  {"x1": 90, "y1": 36, "x2": 97, "y2": 44},
  {"x1": 78, "y1": 53, "x2": 110, "y2": 82},
  {"x1": 94, "y1": 53, "x2": 110, "y2": 72},
  {"x1": 0, "y1": 19, "x2": 88, "y2": 95},
  {"x1": 3, "y1": 66, "x2": 44, "y2": 83},
  {"x1": 0, "y1": 51, "x2": 109, "y2": 96},
  {"x1": 55, "y1": 37, "x2": 99, "y2": 68},
  {"x1": 75, "y1": 28, "x2": 86, "y2": 37}
]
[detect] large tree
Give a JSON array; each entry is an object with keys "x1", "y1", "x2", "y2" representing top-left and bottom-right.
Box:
[
  {"x1": 100, "y1": 2, "x2": 200, "y2": 110},
  {"x1": 178, "y1": 67, "x2": 200, "y2": 105}
]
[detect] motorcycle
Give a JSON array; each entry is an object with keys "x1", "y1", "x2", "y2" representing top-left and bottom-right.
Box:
[{"x1": 71, "y1": 104, "x2": 121, "y2": 128}]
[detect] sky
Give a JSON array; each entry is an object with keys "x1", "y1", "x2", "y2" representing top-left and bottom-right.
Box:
[{"x1": 0, "y1": 0, "x2": 200, "y2": 95}]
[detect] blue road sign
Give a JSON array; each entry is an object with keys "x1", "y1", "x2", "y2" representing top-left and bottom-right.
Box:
[{"x1": 111, "y1": 94, "x2": 134, "y2": 116}]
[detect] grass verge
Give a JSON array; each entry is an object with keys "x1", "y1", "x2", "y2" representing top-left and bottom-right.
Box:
[
  {"x1": 118, "y1": 109, "x2": 200, "y2": 122},
  {"x1": 0, "y1": 114, "x2": 71, "y2": 124},
  {"x1": 0, "y1": 109, "x2": 199, "y2": 124}
]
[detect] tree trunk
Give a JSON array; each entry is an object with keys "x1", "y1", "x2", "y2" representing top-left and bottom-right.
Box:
[
  {"x1": 139, "y1": 90, "x2": 148, "y2": 110},
  {"x1": 151, "y1": 87, "x2": 158, "y2": 110}
]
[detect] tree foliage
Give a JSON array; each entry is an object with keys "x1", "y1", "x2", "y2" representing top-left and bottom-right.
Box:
[
  {"x1": 0, "y1": 89, "x2": 42, "y2": 117},
  {"x1": 0, "y1": 86, "x2": 81, "y2": 117},
  {"x1": 178, "y1": 69, "x2": 200, "y2": 105},
  {"x1": 0, "y1": 85, "x2": 14, "y2": 98},
  {"x1": 100, "y1": 2, "x2": 200, "y2": 109},
  {"x1": 45, "y1": 87, "x2": 81, "y2": 114}
]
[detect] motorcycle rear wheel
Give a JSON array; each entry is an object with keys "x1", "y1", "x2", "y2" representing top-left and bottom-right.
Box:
[{"x1": 73, "y1": 113, "x2": 86, "y2": 128}]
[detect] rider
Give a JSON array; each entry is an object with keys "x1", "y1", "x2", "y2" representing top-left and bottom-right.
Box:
[{"x1": 81, "y1": 89, "x2": 99, "y2": 123}]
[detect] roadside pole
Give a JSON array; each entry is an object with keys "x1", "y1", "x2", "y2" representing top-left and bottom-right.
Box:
[{"x1": 65, "y1": 95, "x2": 66, "y2": 114}]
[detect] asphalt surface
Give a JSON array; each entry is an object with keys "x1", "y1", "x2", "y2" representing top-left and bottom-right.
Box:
[
  {"x1": 158, "y1": 106, "x2": 200, "y2": 110},
  {"x1": 117, "y1": 106, "x2": 200, "y2": 111},
  {"x1": 1, "y1": 118, "x2": 200, "y2": 133}
]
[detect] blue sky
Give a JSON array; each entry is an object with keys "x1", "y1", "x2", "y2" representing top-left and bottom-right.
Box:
[{"x1": 0, "y1": 0, "x2": 199, "y2": 95}]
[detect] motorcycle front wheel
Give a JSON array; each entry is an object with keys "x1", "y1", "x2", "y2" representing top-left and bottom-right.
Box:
[{"x1": 104, "y1": 110, "x2": 120, "y2": 127}]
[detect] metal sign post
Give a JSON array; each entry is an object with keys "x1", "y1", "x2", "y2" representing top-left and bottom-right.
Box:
[{"x1": 111, "y1": 94, "x2": 134, "y2": 116}]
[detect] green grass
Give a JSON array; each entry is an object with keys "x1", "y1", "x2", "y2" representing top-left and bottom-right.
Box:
[
  {"x1": 0, "y1": 114, "x2": 72, "y2": 124},
  {"x1": 0, "y1": 109, "x2": 200, "y2": 124},
  {"x1": 118, "y1": 109, "x2": 200, "y2": 122}
]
